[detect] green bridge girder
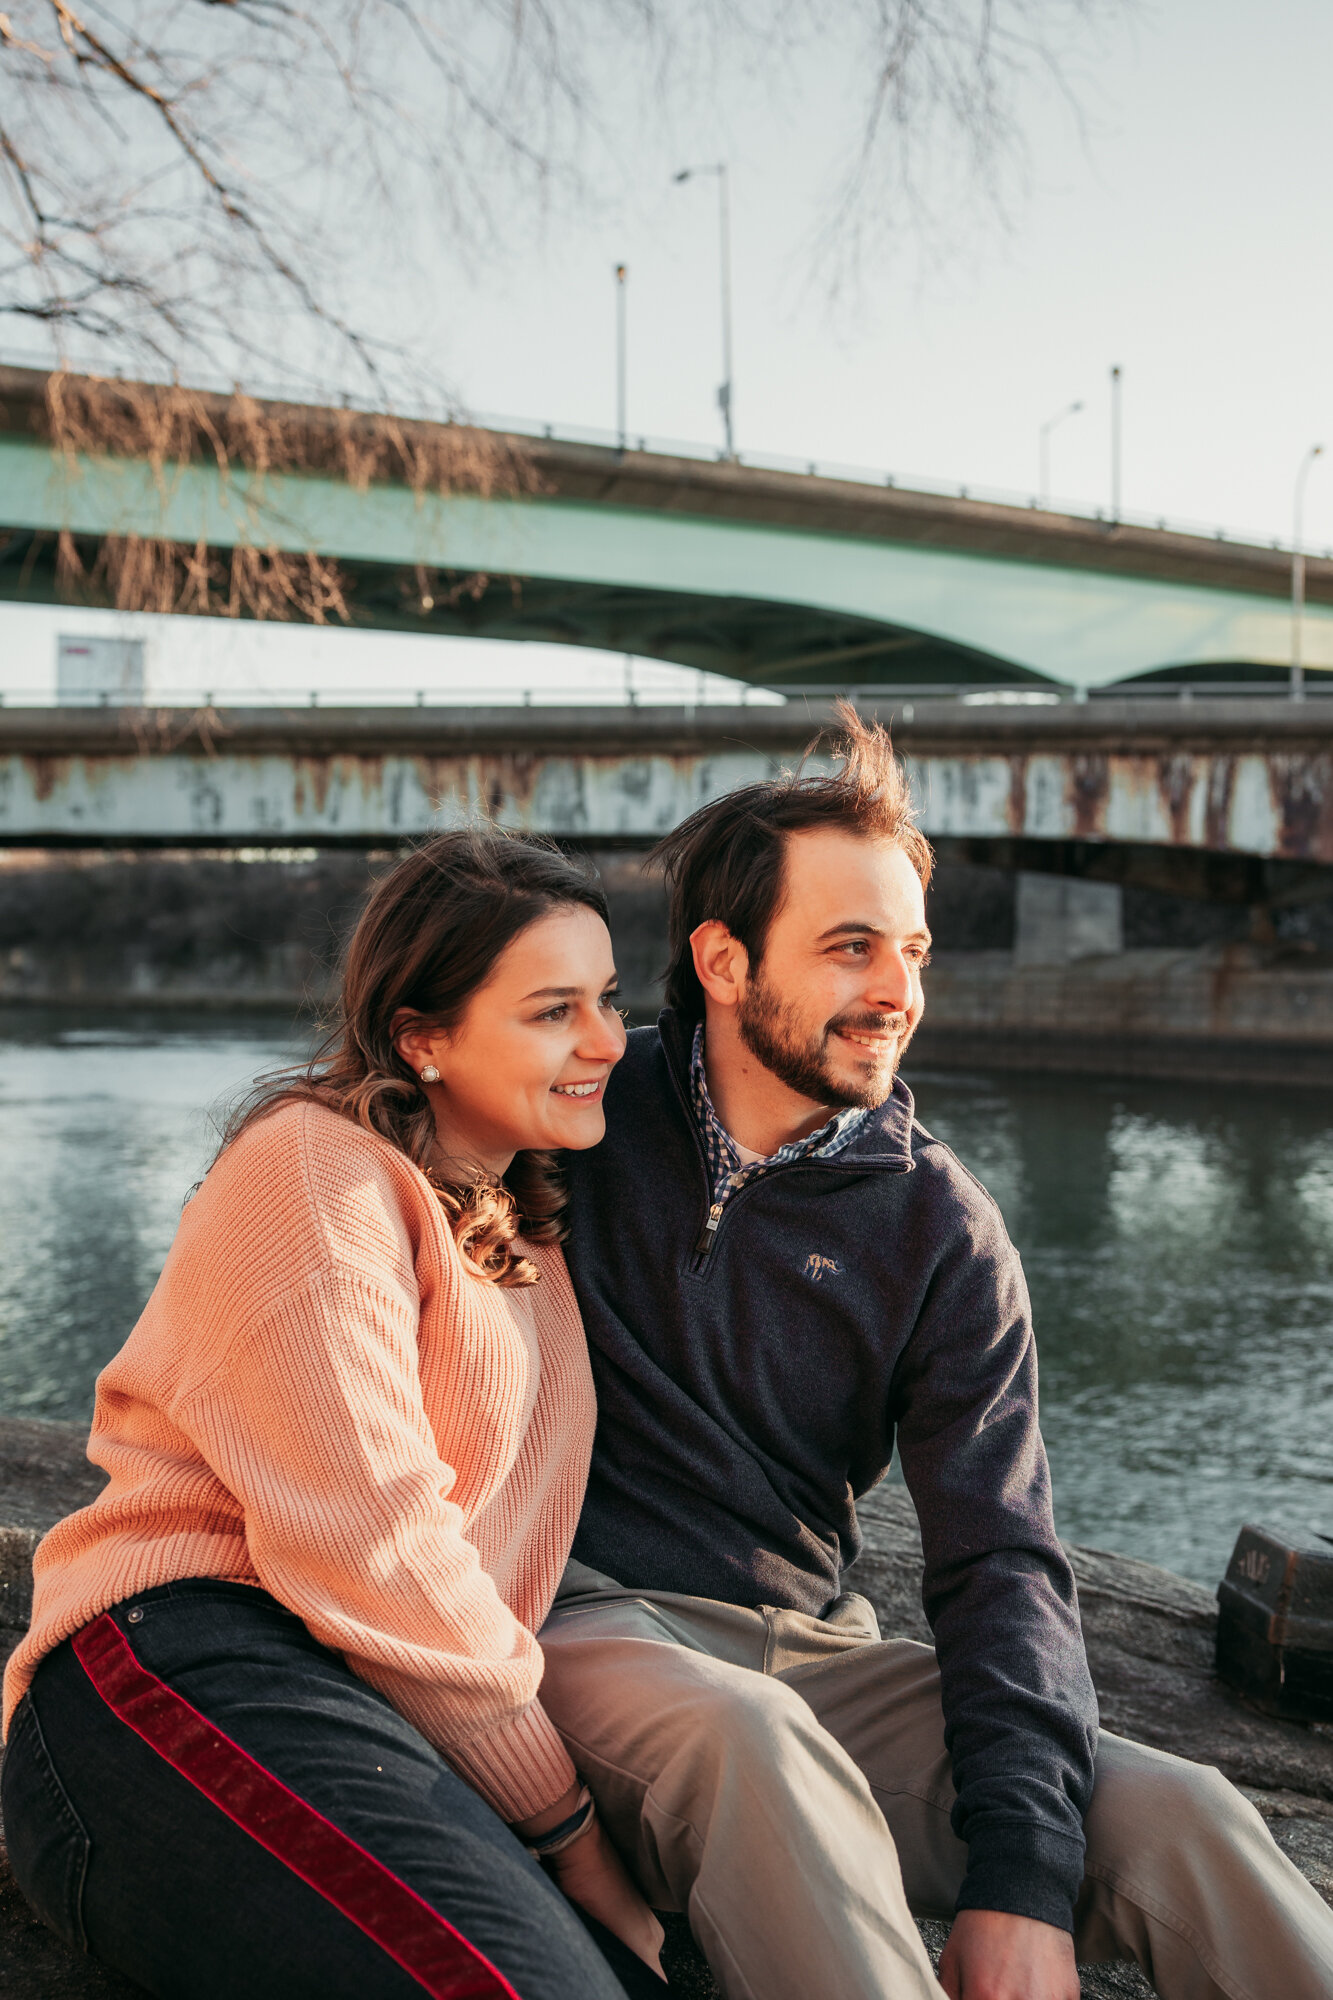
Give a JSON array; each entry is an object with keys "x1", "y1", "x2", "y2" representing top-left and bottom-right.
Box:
[{"x1": 4, "y1": 366, "x2": 1333, "y2": 694}]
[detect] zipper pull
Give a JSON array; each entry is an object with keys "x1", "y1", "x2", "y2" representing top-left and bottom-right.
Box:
[{"x1": 694, "y1": 1202, "x2": 724, "y2": 1261}]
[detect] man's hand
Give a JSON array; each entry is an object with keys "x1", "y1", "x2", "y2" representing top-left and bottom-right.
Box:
[{"x1": 938, "y1": 1909, "x2": 1079, "y2": 2000}]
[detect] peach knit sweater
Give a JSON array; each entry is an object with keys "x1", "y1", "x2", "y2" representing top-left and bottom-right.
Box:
[{"x1": 3, "y1": 1099, "x2": 593, "y2": 1823}]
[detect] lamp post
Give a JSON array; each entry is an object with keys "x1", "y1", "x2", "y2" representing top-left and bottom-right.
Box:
[
  {"x1": 1292, "y1": 443, "x2": 1325, "y2": 701},
  {"x1": 1110, "y1": 365, "x2": 1123, "y2": 522},
  {"x1": 673, "y1": 162, "x2": 734, "y2": 458},
  {"x1": 614, "y1": 263, "x2": 628, "y2": 453},
  {"x1": 1038, "y1": 400, "x2": 1083, "y2": 507}
]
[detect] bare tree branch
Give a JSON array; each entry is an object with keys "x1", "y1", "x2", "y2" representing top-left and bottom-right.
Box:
[
  {"x1": 0, "y1": 1, "x2": 1125, "y2": 397},
  {"x1": 0, "y1": 0, "x2": 1125, "y2": 620}
]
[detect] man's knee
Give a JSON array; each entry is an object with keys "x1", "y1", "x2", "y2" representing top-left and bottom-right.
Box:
[
  {"x1": 659, "y1": 1667, "x2": 870, "y2": 1811},
  {"x1": 1087, "y1": 1732, "x2": 1264, "y2": 1872},
  {"x1": 686, "y1": 1665, "x2": 820, "y2": 1756}
]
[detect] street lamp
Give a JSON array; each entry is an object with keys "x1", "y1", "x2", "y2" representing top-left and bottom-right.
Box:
[
  {"x1": 1110, "y1": 364, "x2": 1123, "y2": 522},
  {"x1": 614, "y1": 263, "x2": 628, "y2": 453},
  {"x1": 673, "y1": 163, "x2": 734, "y2": 458},
  {"x1": 1292, "y1": 443, "x2": 1325, "y2": 701},
  {"x1": 1038, "y1": 400, "x2": 1083, "y2": 507}
]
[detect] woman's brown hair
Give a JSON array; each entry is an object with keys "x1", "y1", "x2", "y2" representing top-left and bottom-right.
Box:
[{"x1": 219, "y1": 827, "x2": 610, "y2": 1287}]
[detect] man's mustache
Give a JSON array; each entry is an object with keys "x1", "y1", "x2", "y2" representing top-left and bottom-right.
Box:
[{"x1": 824, "y1": 1012, "x2": 910, "y2": 1042}]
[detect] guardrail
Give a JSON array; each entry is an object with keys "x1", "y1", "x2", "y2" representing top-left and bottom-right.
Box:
[
  {"x1": 3, "y1": 345, "x2": 1323, "y2": 558},
  {"x1": 0, "y1": 681, "x2": 788, "y2": 711},
  {"x1": 1088, "y1": 679, "x2": 1333, "y2": 702},
  {"x1": 5, "y1": 679, "x2": 1333, "y2": 711},
  {"x1": 482, "y1": 415, "x2": 1332, "y2": 555},
  {"x1": 759, "y1": 680, "x2": 1333, "y2": 707}
]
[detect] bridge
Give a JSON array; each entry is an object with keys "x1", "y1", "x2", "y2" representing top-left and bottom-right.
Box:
[
  {"x1": 4, "y1": 365, "x2": 1333, "y2": 695},
  {"x1": 5, "y1": 706, "x2": 1332, "y2": 907}
]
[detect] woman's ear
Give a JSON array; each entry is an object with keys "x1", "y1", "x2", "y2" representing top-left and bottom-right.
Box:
[{"x1": 390, "y1": 1008, "x2": 438, "y2": 1075}]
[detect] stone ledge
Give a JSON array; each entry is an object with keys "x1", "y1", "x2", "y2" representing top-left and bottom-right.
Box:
[{"x1": 0, "y1": 1424, "x2": 1329, "y2": 1995}]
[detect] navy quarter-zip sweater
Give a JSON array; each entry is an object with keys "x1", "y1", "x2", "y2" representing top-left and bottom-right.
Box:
[{"x1": 562, "y1": 1011, "x2": 1098, "y2": 1931}]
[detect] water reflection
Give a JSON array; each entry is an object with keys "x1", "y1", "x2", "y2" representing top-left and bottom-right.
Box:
[
  {"x1": 909, "y1": 1068, "x2": 1333, "y2": 1584},
  {"x1": 0, "y1": 1009, "x2": 304, "y2": 1424},
  {"x1": 1, "y1": 1011, "x2": 1330, "y2": 1586}
]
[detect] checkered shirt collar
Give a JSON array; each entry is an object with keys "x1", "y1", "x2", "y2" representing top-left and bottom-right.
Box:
[{"x1": 689, "y1": 1022, "x2": 871, "y2": 1199}]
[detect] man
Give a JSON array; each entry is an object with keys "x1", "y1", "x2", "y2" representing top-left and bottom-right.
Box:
[{"x1": 539, "y1": 708, "x2": 1333, "y2": 2000}]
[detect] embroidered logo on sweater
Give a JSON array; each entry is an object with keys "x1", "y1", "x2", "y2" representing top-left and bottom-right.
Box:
[{"x1": 804, "y1": 1254, "x2": 842, "y2": 1282}]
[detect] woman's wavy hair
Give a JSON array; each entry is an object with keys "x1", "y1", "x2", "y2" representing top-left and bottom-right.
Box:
[{"x1": 219, "y1": 827, "x2": 609, "y2": 1288}]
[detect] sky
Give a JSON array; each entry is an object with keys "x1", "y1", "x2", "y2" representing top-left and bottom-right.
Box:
[{"x1": 5, "y1": 0, "x2": 1332, "y2": 703}]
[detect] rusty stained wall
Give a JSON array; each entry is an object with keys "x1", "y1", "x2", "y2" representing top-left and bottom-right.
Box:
[
  {"x1": 4, "y1": 743, "x2": 1333, "y2": 859},
  {"x1": 905, "y1": 750, "x2": 1333, "y2": 864},
  {"x1": 0, "y1": 746, "x2": 783, "y2": 844}
]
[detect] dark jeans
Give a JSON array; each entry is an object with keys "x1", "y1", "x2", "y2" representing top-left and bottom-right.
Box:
[{"x1": 1, "y1": 1579, "x2": 662, "y2": 2000}]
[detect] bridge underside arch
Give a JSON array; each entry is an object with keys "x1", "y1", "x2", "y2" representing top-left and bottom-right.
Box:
[
  {"x1": 353, "y1": 568, "x2": 1054, "y2": 691},
  {"x1": 928, "y1": 832, "x2": 1333, "y2": 909},
  {"x1": 9, "y1": 523, "x2": 1332, "y2": 697},
  {"x1": 0, "y1": 529, "x2": 1050, "y2": 692},
  {"x1": 1102, "y1": 660, "x2": 1333, "y2": 690},
  {"x1": 6, "y1": 393, "x2": 1333, "y2": 691}
]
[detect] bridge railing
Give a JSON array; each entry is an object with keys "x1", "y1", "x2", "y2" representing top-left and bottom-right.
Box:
[
  {"x1": 0, "y1": 682, "x2": 788, "y2": 711},
  {"x1": 1087, "y1": 679, "x2": 1333, "y2": 702},
  {"x1": 4, "y1": 344, "x2": 1323, "y2": 557},
  {"x1": 470, "y1": 412, "x2": 1333, "y2": 557},
  {"x1": 770, "y1": 680, "x2": 1333, "y2": 706},
  {"x1": 3, "y1": 679, "x2": 1332, "y2": 712}
]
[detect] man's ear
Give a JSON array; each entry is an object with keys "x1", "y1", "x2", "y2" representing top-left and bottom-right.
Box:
[{"x1": 690, "y1": 921, "x2": 750, "y2": 1010}]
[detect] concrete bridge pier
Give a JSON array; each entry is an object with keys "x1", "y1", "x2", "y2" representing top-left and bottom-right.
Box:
[{"x1": 1015, "y1": 875, "x2": 1125, "y2": 964}]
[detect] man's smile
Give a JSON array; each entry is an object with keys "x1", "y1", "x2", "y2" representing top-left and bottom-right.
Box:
[{"x1": 830, "y1": 1023, "x2": 904, "y2": 1053}]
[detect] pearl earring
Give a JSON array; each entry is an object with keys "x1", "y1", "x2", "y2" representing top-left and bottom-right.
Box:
[{"x1": 419, "y1": 1064, "x2": 440, "y2": 1084}]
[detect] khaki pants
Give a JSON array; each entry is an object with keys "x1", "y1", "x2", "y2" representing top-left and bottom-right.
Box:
[{"x1": 538, "y1": 1561, "x2": 1333, "y2": 2000}]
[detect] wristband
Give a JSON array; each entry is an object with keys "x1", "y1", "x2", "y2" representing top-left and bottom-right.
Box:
[{"x1": 521, "y1": 1784, "x2": 596, "y2": 1859}]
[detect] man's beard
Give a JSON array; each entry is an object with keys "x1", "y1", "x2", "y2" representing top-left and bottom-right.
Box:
[{"x1": 735, "y1": 969, "x2": 915, "y2": 1110}]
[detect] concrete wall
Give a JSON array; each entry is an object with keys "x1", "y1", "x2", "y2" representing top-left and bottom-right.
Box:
[
  {"x1": 914, "y1": 947, "x2": 1333, "y2": 1084},
  {"x1": 0, "y1": 849, "x2": 670, "y2": 1020},
  {"x1": 4, "y1": 849, "x2": 1333, "y2": 1084},
  {"x1": 0, "y1": 850, "x2": 369, "y2": 1013}
]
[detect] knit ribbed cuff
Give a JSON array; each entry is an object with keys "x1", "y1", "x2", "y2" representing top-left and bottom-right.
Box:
[
  {"x1": 954, "y1": 1821, "x2": 1086, "y2": 1934},
  {"x1": 444, "y1": 1700, "x2": 579, "y2": 1824}
]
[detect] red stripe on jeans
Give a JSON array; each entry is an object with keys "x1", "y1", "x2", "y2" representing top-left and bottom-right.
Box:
[{"x1": 72, "y1": 1613, "x2": 521, "y2": 2000}]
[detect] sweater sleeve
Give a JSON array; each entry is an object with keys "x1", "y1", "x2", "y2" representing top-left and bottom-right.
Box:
[
  {"x1": 891, "y1": 1181, "x2": 1098, "y2": 1933},
  {"x1": 181, "y1": 1261, "x2": 577, "y2": 1823}
]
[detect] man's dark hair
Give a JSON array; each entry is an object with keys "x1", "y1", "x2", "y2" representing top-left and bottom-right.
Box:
[{"x1": 651, "y1": 701, "x2": 933, "y2": 1019}]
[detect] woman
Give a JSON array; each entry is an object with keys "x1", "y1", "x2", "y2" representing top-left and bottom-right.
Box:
[{"x1": 1, "y1": 830, "x2": 665, "y2": 2000}]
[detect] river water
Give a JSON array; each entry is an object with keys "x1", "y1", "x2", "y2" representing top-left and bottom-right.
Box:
[{"x1": 2, "y1": 1007, "x2": 1331, "y2": 1588}]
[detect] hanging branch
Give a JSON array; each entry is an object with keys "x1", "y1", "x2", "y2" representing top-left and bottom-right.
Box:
[
  {"x1": 1, "y1": 1, "x2": 1124, "y2": 386},
  {"x1": 11, "y1": 367, "x2": 534, "y2": 621},
  {"x1": 0, "y1": 0, "x2": 1123, "y2": 618}
]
